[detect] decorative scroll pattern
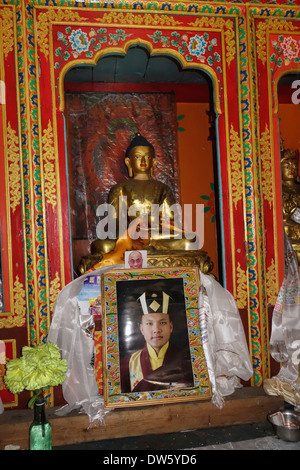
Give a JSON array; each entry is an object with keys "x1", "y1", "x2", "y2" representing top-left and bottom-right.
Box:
[
  {"x1": 101, "y1": 11, "x2": 182, "y2": 27},
  {"x1": 94, "y1": 331, "x2": 103, "y2": 395},
  {"x1": 236, "y1": 262, "x2": 247, "y2": 309},
  {"x1": 0, "y1": 276, "x2": 26, "y2": 329},
  {"x1": 7, "y1": 122, "x2": 21, "y2": 213},
  {"x1": 0, "y1": 7, "x2": 14, "y2": 58},
  {"x1": 229, "y1": 123, "x2": 243, "y2": 209},
  {"x1": 21, "y1": 3, "x2": 50, "y2": 347},
  {"x1": 238, "y1": 11, "x2": 269, "y2": 385},
  {"x1": 266, "y1": 258, "x2": 278, "y2": 306},
  {"x1": 49, "y1": 271, "x2": 61, "y2": 317},
  {"x1": 42, "y1": 121, "x2": 57, "y2": 209},
  {"x1": 260, "y1": 124, "x2": 273, "y2": 209}
]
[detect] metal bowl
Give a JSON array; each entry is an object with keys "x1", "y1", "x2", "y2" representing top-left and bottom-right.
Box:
[{"x1": 268, "y1": 410, "x2": 300, "y2": 442}]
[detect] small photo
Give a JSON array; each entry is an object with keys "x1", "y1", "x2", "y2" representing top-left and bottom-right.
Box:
[{"x1": 124, "y1": 250, "x2": 147, "y2": 269}]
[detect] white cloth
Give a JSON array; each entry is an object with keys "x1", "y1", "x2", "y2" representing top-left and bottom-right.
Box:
[
  {"x1": 47, "y1": 266, "x2": 253, "y2": 422},
  {"x1": 198, "y1": 272, "x2": 253, "y2": 408},
  {"x1": 264, "y1": 237, "x2": 300, "y2": 404},
  {"x1": 47, "y1": 265, "x2": 124, "y2": 426}
]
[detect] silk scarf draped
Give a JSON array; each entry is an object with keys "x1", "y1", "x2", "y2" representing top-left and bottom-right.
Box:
[{"x1": 47, "y1": 267, "x2": 253, "y2": 424}]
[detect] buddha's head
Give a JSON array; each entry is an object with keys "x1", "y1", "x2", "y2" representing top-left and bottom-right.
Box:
[
  {"x1": 281, "y1": 149, "x2": 299, "y2": 183},
  {"x1": 125, "y1": 133, "x2": 156, "y2": 178}
]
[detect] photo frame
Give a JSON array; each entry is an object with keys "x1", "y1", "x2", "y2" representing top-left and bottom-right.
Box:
[
  {"x1": 124, "y1": 250, "x2": 148, "y2": 269},
  {"x1": 101, "y1": 267, "x2": 211, "y2": 408}
]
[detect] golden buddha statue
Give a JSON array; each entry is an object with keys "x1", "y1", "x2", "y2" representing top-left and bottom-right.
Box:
[
  {"x1": 281, "y1": 143, "x2": 300, "y2": 264},
  {"x1": 77, "y1": 133, "x2": 212, "y2": 275}
]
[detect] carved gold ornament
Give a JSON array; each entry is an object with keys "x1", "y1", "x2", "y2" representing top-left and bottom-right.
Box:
[
  {"x1": 0, "y1": 276, "x2": 26, "y2": 329},
  {"x1": 50, "y1": 272, "x2": 61, "y2": 316},
  {"x1": 0, "y1": 7, "x2": 14, "y2": 58},
  {"x1": 101, "y1": 11, "x2": 182, "y2": 27},
  {"x1": 236, "y1": 262, "x2": 247, "y2": 309},
  {"x1": 266, "y1": 258, "x2": 278, "y2": 306},
  {"x1": 229, "y1": 124, "x2": 243, "y2": 209},
  {"x1": 260, "y1": 124, "x2": 273, "y2": 209},
  {"x1": 42, "y1": 121, "x2": 57, "y2": 210},
  {"x1": 7, "y1": 123, "x2": 21, "y2": 213}
]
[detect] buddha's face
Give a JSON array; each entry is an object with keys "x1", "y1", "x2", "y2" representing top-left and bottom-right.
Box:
[
  {"x1": 281, "y1": 157, "x2": 298, "y2": 182},
  {"x1": 127, "y1": 146, "x2": 155, "y2": 177}
]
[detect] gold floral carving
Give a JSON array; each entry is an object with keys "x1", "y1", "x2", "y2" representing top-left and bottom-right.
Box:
[
  {"x1": 190, "y1": 16, "x2": 235, "y2": 66},
  {"x1": 256, "y1": 19, "x2": 297, "y2": 64},
  {"x1": 260, "y1": 124, "x2": 273, "y2": 208},
  {"x1": 101, "y1": 11, "x2": 182, "y2": 27},
  {"x1": 37, "y1": 9, "x2": 87, "y2": 58},
  {"x1": 266, "y1": 258, "x2": 278, "y2": 306},
  {"x1": 229, "y1": 124, "x2": 243, "y2": 208},
  {"x1": 236, "y1": 262, "x2": 247, "y2": 309},
  {"x1": 50, "y1": 271, "x2": 61, "y2": 316},
  {"x1": 0, "y1": 276, "x2": 26, "y2": 329},
  {"x1": 42, "y1": 121, "x2": 57, "y2": 209},
  {"x1": 146, "y1": 250, "x2": 214, "y2": 274},
  {"x1": 0, "y1": 7, "x2": 14, "y2": 58},
  {"x1": 7, "y1": 122, "x2": 21, "y2": 213}
]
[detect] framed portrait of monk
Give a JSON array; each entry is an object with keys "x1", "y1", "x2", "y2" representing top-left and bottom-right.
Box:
[{"x1": 101, "y1": 267, "x2": 211, "y2": 408}]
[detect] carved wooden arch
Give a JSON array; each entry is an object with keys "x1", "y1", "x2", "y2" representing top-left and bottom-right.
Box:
[
  {"x1": 274, "y1": 66, "x2": 300, "y2": 115},
  {"x1": 57, "y1": 38, "x2": 222, "y2": 115}
]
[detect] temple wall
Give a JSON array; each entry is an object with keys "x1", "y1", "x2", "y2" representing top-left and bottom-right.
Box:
[{"x1": 1, "y1": 0, "x2": 300, "y2": 408}]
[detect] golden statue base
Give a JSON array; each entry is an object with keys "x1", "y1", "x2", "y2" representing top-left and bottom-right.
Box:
[
  {"x1": 78, "y1": 249, "x2": 214, "y2": 276},
  {"x1": 146, "y1": 250, "x2": 214, "y2": 274}
]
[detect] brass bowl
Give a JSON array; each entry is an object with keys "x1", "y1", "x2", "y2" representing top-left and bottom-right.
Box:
[{"x1": 268, "y1": 410, "x2": 300, "y2": 442}]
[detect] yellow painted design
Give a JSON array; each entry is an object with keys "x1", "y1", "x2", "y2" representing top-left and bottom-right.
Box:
[
  {"x1": 260, "y1": 124, "x2": 273, "y2": 208},
  {"x1": 7, "y1": 122, "x2": 21, "y2": 213},
  {"x1": 50, "y1": 272, "x2": 61, "y2": 316},
  {"x1": 229, "y1": 124, "x2": 243, "y2": 209},
  {"x1": 37, "y1": 9, "x2": 86, "y2": 59},
  {"x1": 236, "y1": 262, "x2": 247, "y2": 309},
  {"x1": 256, "y1": 19, "x2": 297, "y2": 65},
  {"x1": 0, "y1": 7, "x2": 14, "y2": 58},
  {"x1": 0, "y1": 276, "x2": 26, "y2": 329},
  {"x1": 42, "y1": 120, "x2": 57, "y2": 209},
  {"x1": 266, "y1": 258, "x2": 278, "y2": 306},
  {"x1": 191, "y1": 16, "x2": 235, "y2": 66},
  {"x1": 101, "y1": 11, "x2": 182, "y2": 27}
]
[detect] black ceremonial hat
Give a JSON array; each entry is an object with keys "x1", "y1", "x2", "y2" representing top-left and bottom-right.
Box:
[{"x1": 137, "y1": 291, "x2": 172, "y2": 315}]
